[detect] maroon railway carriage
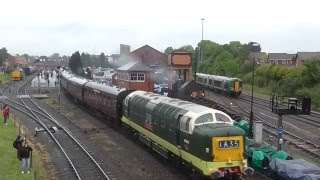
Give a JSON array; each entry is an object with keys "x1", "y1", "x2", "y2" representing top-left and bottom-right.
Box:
[
  {"x1": 83, "y1": 82, "x2": 133, "y2": 126},
  {"x1": 83, "y1": 82, "x2": 125, "y2": 119},
  {"x1": 67, "y1": 76, "x2": 91, "y2": 102},
  {"x1": 62, "y1": 71, "x2": 133, "y2": 126},
  {"x1": 60, "y1": 71, "x2": 73, "y2": 90}
]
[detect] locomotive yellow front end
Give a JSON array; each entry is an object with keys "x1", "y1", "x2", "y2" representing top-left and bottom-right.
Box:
[{"x1": 210, "y1": 136, "x2": 253, "y2": 179}]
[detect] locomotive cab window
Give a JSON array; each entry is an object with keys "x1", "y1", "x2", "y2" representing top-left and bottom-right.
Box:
[
  {"x1": 215, "y1": 113, "x2": 231, "y2": 123},
  {"x1": 195, "y1": 113, "x2": 213, "y2": 125}
]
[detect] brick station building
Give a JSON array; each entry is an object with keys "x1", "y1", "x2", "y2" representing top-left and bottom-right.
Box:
[{"x1": 116, "y1": 61, "x2": 154, "y2": 92}]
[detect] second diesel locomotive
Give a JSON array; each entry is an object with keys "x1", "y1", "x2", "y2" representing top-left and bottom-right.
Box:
[
  {"x1": 61, "y1": 71, "x2": 253, "y2": 179},
  {"x1": 196, "y1": 73, "x2": 242, "y2": 97}
]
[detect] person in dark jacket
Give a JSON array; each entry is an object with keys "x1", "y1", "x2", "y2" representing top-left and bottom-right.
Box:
[
  {"x1": 19, "y1": 143, "x2": 33, "y2": 174},
  {"x1": 13, "y1": 135, "x2": 24, "y2": 159}
]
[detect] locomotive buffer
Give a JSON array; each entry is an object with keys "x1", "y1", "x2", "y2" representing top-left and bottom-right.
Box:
[{"x1": 270, "y1": 92, "x2": 311, "y2": 150}]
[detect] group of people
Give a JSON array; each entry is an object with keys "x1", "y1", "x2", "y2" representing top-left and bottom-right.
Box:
[
  {"x1": 3, "y1": 104, "x2": 33, "y2": 174},
  {"x1": 13, "y1": 135, "x2": 33, "y2": 174}
]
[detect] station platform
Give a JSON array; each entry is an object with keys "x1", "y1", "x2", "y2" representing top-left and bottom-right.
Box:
[{"x1": 31, "y1": 70, "x2": 60, "y2": 88}]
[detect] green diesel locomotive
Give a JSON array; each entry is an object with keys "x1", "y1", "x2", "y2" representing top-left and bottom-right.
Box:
[{"x1": 122, "y1": 91, "x2": 253, "y2": 178}]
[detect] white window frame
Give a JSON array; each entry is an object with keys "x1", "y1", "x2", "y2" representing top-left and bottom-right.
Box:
[
  {"x1": 130, "y1": 73, "x2": 145, "y2": 82},
  {"x1": 180, "y1": 116, "x2": 191, "y2": 133}
]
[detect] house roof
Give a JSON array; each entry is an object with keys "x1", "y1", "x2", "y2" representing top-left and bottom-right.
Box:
[
  {"x1": 248, "y1": 52, "x2": 267, "y2": 60},
  {"x1": 296, "y1": 52, "x2": 320, "y2": 61},
  {"x1": 268, "y1": 53, "x2": 295, "y2": 60},
  {"x1": 117, "y1": 61, "x2": 153, "y2": 72},
  {"x1": 4, "y1": 56, "x2": 27, "y2": 66},
  {"x1": 131, "y1": 45, "x2": 164, "y2": 55}
]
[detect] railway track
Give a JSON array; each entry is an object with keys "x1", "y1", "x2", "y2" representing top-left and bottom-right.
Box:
[
  {"x1": 240, "y1": 94, "x2": 320, "y2": 127},
  {"x1": 206, "y1": 91, "x2": 320, "y2": 161},
  {"x1": 1, "y1": 78, "x2": 113, "y2": 180}
]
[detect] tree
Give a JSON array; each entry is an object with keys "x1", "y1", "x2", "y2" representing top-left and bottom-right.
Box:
[
  {"x1": 177, "y1": 45, "x2": 195, "y2": 54},
  {"x1": 50, "y1": 53, "x2": 60, "y2": 60},
  {"x1": 85, "y1": 67, "x2": 92, "y2": 79},
  {"x1": 99, "y1": 53, "x2": 107, "y2": 68},
  {"x1": 69, "y1": 51, "x2": 83, "y2": 75},
  {"x1": 22, "y1": 54, "x2": 30, "y2": 60},
  {"x1": 0, "y1": 47, "x2": 9, "y2": 64},
  {"x1": 247, "y1": 42, "x2": 261, "y2": 52},
  {"x1": 164, "y1": 47, "x2": 174, "y2": 54},
  {"x1": 301, "y1": 59, "x2": 320, "y2": 87}
]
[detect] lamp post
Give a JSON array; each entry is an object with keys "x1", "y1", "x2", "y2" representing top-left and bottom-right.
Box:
[
  {"x1": 194, "y1": 18, "x2": 205, "y2": 80},
  {"x1": 200, "y1": 18, "x2": 204, "y2": 63},
  {"x1": 248, "y1": 43, "x2": 260, "y2": 139}
]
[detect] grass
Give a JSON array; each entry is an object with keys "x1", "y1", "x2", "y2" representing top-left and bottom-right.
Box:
[
  {"x1": 0, "y1": 117, "x2": 47, "y2": 180},
  {"x1": 242, "y1": 84, "x2": 272, "y2": 99},
  {"x1": 0, "y1": 73, "x2": 12, "y2": 83},
  {"x1": 43, "y1": 98, "x2": 64, "y2": 109}
]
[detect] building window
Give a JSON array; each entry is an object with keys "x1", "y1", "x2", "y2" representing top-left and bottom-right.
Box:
[
  {"x1": 130, "y1": 73, "x2": 145, "y2": 82},
  {"x1": 131, "y1": 74, "x2": 137, "y2": 81}
]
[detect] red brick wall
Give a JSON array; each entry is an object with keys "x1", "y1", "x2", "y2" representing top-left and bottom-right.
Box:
[
  {"x1": 131, "y1": 45, "x2": 167, "y2": 68},
  {"x1": 116, "y1": 72, "x2": 154, "y2": 92}
]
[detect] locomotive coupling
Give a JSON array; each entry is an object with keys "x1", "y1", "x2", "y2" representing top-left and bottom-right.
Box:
[
  {"x1": 243, "y1": 167, "x2": 254, "y2": 175},
  {"x1": 211, "y1": 170, "x2": 222, "y2": 179}
]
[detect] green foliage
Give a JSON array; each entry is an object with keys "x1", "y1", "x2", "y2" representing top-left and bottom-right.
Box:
[
  {"x1": 22, "y1": 54, "x2": 30, "y2": 60},
  {"x1": 197, "y1": 40, "x2": 249, "y2": 77},
  {"x1": 0, "y1": 47, "x2": 9, "y2": 64},
  {"x1": 69, "y1": 51, "x2": 83, "y2": 76},
  {"x1": 164, "y1": 47, "x2": 174, "y2": 54},
  {"x1": 300, "y1": 59, "x2": 320, "y2": 87},
  {"x1": 39, "y1": 56, "x2": 48, "y2": 60},
  {"x1": 295, "y1": 84, "x2": 320, "y2": 107},
  {"x1": 177, "y1": 45, "x2": 195, "y2": 54},
  {"x1": 0, "y1": 73, "x2": 12, "y2": 83}
]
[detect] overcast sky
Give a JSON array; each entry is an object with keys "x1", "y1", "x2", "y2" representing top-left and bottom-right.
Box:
[{"x1": 1, "y1": 0, "x2": 320, "y2": 56}]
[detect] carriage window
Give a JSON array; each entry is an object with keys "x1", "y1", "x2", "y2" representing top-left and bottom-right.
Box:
[
  {"x1": 195, "y1": 113, "x2": 213, "y2": 124},
  {"x1": 213, "y1": 80, "x2": 222, "y2": 87},
  {"x1": 215, "y1": 113, "x2": 231, "y2": 123},
  {"x1": 180, "y1": 116, "x2": 191, "y2": 132}
]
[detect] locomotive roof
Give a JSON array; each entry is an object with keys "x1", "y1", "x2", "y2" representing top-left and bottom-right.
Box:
[
  {"x1": 85, "y1": 81, "x2": 126, "y2": 95},
  {"x1": 130, "y1": 91, "x2": 224, "y2": 114},
  {"x1": 197, "y1": 73, "x2": 241, "y2": 81}
]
